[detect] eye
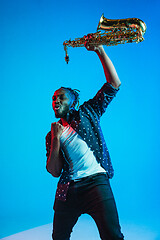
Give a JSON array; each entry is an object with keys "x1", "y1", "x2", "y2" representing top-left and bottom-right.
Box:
[
  {"x1": 60, "y1": 95, "x2": 65, "y2": 100},
  {"x1": 52, "y1": 96, "x2": 56, "y2": 101}
]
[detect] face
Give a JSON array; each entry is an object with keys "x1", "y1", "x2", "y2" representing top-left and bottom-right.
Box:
[{"x1": 52, "y1": 88, "x2": 73, "y2": 119}]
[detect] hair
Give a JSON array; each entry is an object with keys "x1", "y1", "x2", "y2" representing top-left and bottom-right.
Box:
[{"x1": 60, "y1": 87, "x2": 80, "y2": 110}]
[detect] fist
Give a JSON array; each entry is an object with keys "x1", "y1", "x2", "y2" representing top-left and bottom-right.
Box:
[
  {"x1": 51, "y1": 122, "x2": 64, "y2": 139},
  {"x1": 85, "y1": 41, "x2": 103, "y2": 53}
]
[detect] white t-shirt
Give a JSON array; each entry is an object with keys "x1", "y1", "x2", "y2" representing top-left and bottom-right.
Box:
[{"x1": 60, "y1": 124, "x2": 106, "y2": 180}]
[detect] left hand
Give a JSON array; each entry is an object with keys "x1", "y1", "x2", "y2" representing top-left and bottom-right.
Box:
[
  {"x1": 84, "y1": 37, "x2": 103, "y2": 53},
  {"x1": 85, "y1": 42, "x2": 97, "y2": 51}
]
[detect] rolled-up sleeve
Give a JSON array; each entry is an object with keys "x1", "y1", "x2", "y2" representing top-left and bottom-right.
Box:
[{"x1": 87, "y1": 82, "x2": 119, "y2": 119}]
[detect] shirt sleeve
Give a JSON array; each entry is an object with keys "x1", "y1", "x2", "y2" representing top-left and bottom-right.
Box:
[
  {"x1": 86, "y1": 82, "x2": 119, "y2": 119},
  {"x1": 45, "y1": 131, "x2": 51, "y2": 160}
]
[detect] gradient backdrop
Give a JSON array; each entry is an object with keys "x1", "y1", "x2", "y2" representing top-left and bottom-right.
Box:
[{"x1": 0, "y1": 0, "x2": 160, "y2": 238}]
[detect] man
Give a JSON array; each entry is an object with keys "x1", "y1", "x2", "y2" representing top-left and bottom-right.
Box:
[{"x1": 46, "y1": 43, "x2": 124, "y2": 240}]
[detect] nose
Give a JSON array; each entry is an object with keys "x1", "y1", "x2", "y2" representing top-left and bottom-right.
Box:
[{"x1": 55, "y1": 97, "x2": 60, "y2": 104}]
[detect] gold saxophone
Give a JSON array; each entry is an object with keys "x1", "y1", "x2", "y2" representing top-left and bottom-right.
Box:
[{"x1": 63, "y1": 14, "x2": 147, "y2": 63}]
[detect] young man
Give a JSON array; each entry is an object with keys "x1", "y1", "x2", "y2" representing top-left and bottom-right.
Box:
[{"x1": 46, "y1": 44, "x2": 124, "y2": 240}]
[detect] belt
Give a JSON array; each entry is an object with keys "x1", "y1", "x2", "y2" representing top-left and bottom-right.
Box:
[{"x1": 71, "y1": 172, "x2": 107, "y2": 183}]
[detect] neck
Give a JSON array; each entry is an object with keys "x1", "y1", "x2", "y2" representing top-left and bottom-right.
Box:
[
  {"x1": 60, "y1": 109, "x2": 74, "y2": 125},
  {"x1": 61, "y1": 118, "x2": 69, "y2": 126}
]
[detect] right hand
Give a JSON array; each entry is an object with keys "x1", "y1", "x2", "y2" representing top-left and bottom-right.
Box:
[{"x1": 51, "y1": 122, "x2": 64, "y2": 140}]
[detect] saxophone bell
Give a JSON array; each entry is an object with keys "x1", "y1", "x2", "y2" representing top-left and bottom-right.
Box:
[{"x1": 97, "y1": 14, "x2": 147, "y2": 36}]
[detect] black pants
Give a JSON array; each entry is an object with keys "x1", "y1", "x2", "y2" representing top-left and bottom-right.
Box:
[{"x1": 52, "y1": 173, "x2": 124, "y2": 240}]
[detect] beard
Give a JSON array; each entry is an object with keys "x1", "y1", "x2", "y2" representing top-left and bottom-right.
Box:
[{"x1": 54, "y1": 104, "x2": 70, "y2": 119}]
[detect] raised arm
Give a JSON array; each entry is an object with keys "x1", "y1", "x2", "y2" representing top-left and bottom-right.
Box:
[{"x1": 85, "y1": 44, "x2": 121, "y2": 89}]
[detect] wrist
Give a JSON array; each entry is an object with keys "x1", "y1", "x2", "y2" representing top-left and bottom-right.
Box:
[
  {"x1": 95, "y1": 45, "x2": 104, "y2": 55},
  {"x1": 51, "y1": 135, "x2": 60, "y2": 141}
]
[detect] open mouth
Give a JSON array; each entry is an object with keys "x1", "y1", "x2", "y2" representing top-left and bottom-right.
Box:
[{"x1": 54, "y1": 105, "x2": 60, "y2": 111}]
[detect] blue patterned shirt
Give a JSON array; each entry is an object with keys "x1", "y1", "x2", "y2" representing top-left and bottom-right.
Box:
[{"x1": 46, "y1": 82, "x2": 119, "y2": 201}]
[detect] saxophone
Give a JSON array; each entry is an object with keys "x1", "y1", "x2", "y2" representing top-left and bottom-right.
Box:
[{"x1": 63, "y1": 14, "x2": 147, "y2": 63}]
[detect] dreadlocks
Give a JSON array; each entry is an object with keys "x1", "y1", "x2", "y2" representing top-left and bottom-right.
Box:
[{"x1": 60, "y1": 87, "x2": 80, "y2": 110}]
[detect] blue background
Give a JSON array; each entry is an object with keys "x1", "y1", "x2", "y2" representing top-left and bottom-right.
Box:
[{"x1": 0, "y1": 0, "x2": 160, "y2": 238}]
